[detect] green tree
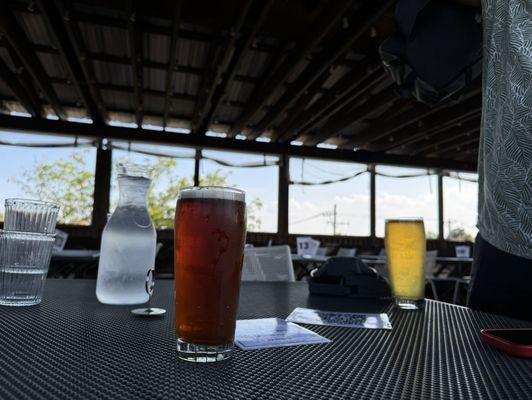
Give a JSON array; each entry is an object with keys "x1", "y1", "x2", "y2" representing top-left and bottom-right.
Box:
[
  {"x1": 446, "y1": 227, "x2": 474, "y2": 242},
  {"x1": 143, "y1": 158, "x2": 263, "y2": 230},
  {"x1": 12, "y1": 153, "x2": 263, "y2": 230},
  {"x1": 12, "y1": 152, "x2": 95, "y2": 225}
]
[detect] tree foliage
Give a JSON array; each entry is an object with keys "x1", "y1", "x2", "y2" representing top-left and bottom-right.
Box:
[
  {"x1": 446, "y1": 227, "x2": 475, "y2": 242},
  {"x1": 12, "y1": 152, "x2": 95, "y2": 225},
  {"x1": 13, "y1": 152, "x2": 264, "y2": 230}
]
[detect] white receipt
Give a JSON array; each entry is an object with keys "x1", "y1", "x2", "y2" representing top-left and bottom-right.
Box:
[
  {"x1": 286, "y1": 307, "x2": 392, "y2": 330},
  {"x1": 235, "y1": 318, "x2": 331, "y2": 350}
]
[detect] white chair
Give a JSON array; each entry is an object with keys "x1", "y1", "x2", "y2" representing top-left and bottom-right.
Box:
[
  {"x1": 336, "y1": 247, "x2": 357, "y2": 257},
  {"x1": 316, "y1": 247, "x2": 329, "y2": 256},
  {"x1": 242, "y1": 245, "x2": 295, "y2": 282},
  {"x1": 425, "y1": 250, "x2": 440, "y2": 300}
]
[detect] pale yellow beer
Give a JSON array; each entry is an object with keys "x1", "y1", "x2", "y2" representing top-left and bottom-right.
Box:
[{"x1": 385, "y1": 218, "x2": 426, "y2": 309}]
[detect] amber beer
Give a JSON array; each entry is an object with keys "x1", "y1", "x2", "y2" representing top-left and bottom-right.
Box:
[
  {"x1": 174, "y1": 187, "x2": 246, "y2": 362},
  {"x1": 385, "y1": 218, "x2": 426, "y2": 309}
]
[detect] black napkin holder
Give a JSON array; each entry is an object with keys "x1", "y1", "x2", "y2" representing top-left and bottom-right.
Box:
[{"x1": 308, "y1": 257, "x2": 391, "y2": 299}]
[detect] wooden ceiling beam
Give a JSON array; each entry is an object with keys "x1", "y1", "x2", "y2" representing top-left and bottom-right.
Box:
[
  {"x1": 274, "y1": 55, "x2": 382, "y2": 143},
  {"x1": 294, "y1": 70, "x2": 388, "y2": 145},
  {"x1": 162, "y1": 0, "x2": 184, "y2": 129},
  {"x1": 0, "y1": 3, "x2": 66, "y2": 119},
  {"x1": 48, "y1": 77, "x2": 265, "y2": 109},
  {"x1": 343, "y1": 89, "x2": 482, "y2": 149},
  {"x1": 192, "y1": 0, "x2": 255, "y2": 135},
  {"x1": 195, "y1": 0, "x2": 274, "y2": 136},
  {"x1": 252, "y1": 0, "x2": 394, "y2": 141},
  {"x1": 390, "y1": 113, "x2": 481, "y2": 154},
  {"x1": 0, "y1": 114, "x2": 477, "y2": 172},
  {"x1": 38, "y1": 0, "x2": 107, "y2": 124},
  {"x1": 126, "y1": 0, "x2": 144, "y2": 127},
  {"x1": 413, "y1": 127, "x2": 480, "y2": 156},
  {"x1": 1, "y1": 39, "x2": 44, "y2": 117},
  {"x1": 227, "y1": 0, "x2": 355, "y2": 138},
  {"x1": 348, "y1": 83, "x2": 482, "y2": 147},
  {"x1": 312, "y1": 86, "x2": 398, "y2": 147},
  {"x1": 0, "y1": 55, "x2": 43, "y2": 117},
  {"x1": 190, "y1": 32, "x2": 222, "y2": 134},
  {"x1": 370, "y1": 109, "x2": 482, "y2": 153},
  {"x1": 427, "y1": 136, "x2": 480, "y2": 158}
]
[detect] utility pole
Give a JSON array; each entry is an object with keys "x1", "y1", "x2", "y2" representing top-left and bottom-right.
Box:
[
  {"x1": 333, "y1": 204, "x2": 337, "y2": 236},
  {"x1": 325, "y1": 204, "x2": 348, "y2": 236}
]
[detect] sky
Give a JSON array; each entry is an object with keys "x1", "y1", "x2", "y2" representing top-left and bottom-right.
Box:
[{"x1": 0, "y1": 130, "x2": 478, "y2": 239}]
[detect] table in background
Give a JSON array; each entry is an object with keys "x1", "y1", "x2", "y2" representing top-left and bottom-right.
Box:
[
  {"x1": 0, "y1": 280, "x2": 530, "y2": 400},
  {"x1": 48, "y1": 250, "x2": 100, "y2": 278}
]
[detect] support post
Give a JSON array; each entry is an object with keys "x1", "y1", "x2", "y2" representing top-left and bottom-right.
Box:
[
  {"x1": 193, "y1": 148, "x2": 201, "y2": 186},
  {"x1": 278, "y1": 154, "x2": 290, "y2": 242},
  {"x1": 370, "y1": 164, "x2": 376, "y2": 238},
  {"x1": 438, "y1": 174, "x2": 444, "y2": 240},
  {"x1": 92, "y1": 140, "x2": 112, "y2": 231}
]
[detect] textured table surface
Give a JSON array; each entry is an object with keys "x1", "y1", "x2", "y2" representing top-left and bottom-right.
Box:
[{"x1": 0, "y1": 280, "x2": 530, "y2": 400}]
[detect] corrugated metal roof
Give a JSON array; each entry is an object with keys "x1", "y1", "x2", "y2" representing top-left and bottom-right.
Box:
[{"x1": 0, "y1": 0, "x2": 481, "y2": 166}]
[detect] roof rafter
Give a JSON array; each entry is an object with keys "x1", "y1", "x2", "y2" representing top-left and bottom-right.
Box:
[
  {"x1": 0, "y1": 55, "x2": 42, "y2": 117},
  {"x1": 37, "y1": 0, "x2": 107, "y2": 124},
  {"x1": 162, "y1": 0, "x2": 184, "y2": 128},
  {"x1": 346, "y1": 83, "x2": 482, "y2": 147},
  {"x1": 195, "y1": 0, "x2": 275, "y2": 136},
  {"x1": 126, "y1": 0, "x2": 144, "y2": 127},
  {"x1": 308, "y1": 85, "x2": 397, "y2": 147},
  {"x1": 0, "y1": 3, "x2": 65, "y2": 119},
  {"x1": 252, "y1": 0, "x2": 394, "y2": 141},
  {"x1": 227, "y1": 0, "x2": 355, "y2": 138}
]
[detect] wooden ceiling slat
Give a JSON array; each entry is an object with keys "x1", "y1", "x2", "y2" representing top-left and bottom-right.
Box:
[
  {"x1": 192, "y1": 0, "x2": 254, "y2": 135},
  {"x1": 0, "y1": 54, "x2": 42, "y2": 117},
  {"x1": 227, "y1": 0, "x2": 354, "y2": 138},
  {"x1": 370, "y1": 108, "x2": 482, "y2": 153},
  {"x1": 251, "y1": 0, "x2": 395, "y2": 141},
  {"x1": 162, "y1": 0, "x2": 184, "y2": 128},
  {"x1": 274, "y1": 55, "x2": 382, "y2": 143},
  {"x1": 196, "y1": 0, "x2": 275, "y2": 136},
  {"x1": 388, "y1": 113, "x2": 481, "y2": 154},
  {"x1": 297, "y1": 70, "x2": 389, "y2": 145},
  {"x1": 126, "y1": 0, "x2": 143, "y2": 127},
  {"x1": 0, "y1": 3, "x2": 66, "y2": 119},
  {"x1": 313, "y1": 86, "x2": 398, "y2": 147},
  {"x1": 342, "y1": 86, "x2": 482, "y2": 148}
]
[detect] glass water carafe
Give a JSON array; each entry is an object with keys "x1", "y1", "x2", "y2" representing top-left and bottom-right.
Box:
[{"x1": 96, "y1": 164, "x2": 156, "y2": 305}]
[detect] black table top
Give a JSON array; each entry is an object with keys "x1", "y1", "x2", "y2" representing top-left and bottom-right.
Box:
[{"x1": 0, "y1": 280, "x2": 530, "y2": 400}]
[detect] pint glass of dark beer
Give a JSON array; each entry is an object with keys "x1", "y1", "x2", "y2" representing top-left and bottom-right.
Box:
[{"x1": 174, "y1": 186, "x2": 246, "y2": 362}]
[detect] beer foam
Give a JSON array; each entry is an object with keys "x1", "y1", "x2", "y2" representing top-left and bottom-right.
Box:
[{"x1": 179, "y1": 186, "x2": 245, "y2": 202}]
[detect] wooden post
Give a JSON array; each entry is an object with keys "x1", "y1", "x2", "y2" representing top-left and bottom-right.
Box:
[
  {"x1": 193, "y1": 148, "x2": 201, "y2": 186},
  {"x1": 438, "y1": 174, "x2": 444, "y2": 240},
  {"x1": 92, "y1": 139, "x2": 112, "y2": 231},
  {"x1": 278, "y1": 154, "x2": 290, "y2": 242},
  {"x1": 370, "y1": 164, "x2": 376, "y2": 238}
]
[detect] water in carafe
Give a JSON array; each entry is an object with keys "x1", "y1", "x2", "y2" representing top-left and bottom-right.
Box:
[{"x1": 96, "y1": 164, "x2": 156, "y2": 305}]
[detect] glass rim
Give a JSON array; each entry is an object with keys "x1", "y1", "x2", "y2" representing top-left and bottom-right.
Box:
[
  {"x1": 0, "y1": 229, "x2": 56, "y2": 239},
  {"x1": 385, "y1": 217, "x2": 424, "y2": 223},
  {"x1": 116, "y1": 162, "x2": 153, "y2": 179},
  {"x1": 5, "y1": 198, "x2": 60, "y2": 210},
  {"x1": 178, "y1": 186, "x2": 245, "y2": 201}
]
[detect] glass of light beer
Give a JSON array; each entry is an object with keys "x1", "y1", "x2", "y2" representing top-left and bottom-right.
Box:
[
  {"x1": 385, "y1": 218, "x2": 426, "y2": 310},
  {"x1": 174, "y1": 186, "x2": 246, "y2": 362}
]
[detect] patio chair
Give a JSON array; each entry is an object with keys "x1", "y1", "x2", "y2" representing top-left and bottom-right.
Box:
[
  {"x1": 242, "y1": 245, "x2": 295, "y2": 282},
  {"x1": 336, "y1": 247, "x2": 357, "y2": 257},
  {"x1": 316, "y1": 247, "x2": 330, "y2": 256},
  {"x1": 425, "y1": 250, "x2": 440, "y2": 300}
]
